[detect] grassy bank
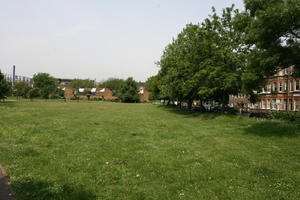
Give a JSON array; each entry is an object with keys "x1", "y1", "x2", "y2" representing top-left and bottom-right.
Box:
[{"x1": 0, "y1": 100, "x2": 299, "y2": 200}]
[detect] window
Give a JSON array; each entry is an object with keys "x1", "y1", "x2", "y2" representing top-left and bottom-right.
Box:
[
  {"x1": 296, "y1": 80, "x2": 300, "y2": 91},
  {"x1": 295, "y1": 100, "x2": 299, "y2": 111},
  {"x1": 264, "y1": 100, "x2": 267, "y2": 109},
  {"x1": 279, "y1": 82, "x2": 283, "y2": 92},
  {"x1": 290, "y1": 81, "x2": 293, "y2": 91},
  {"x1": 284, "y1": 81, "x2": 288, "y2": 91},
  {"x1": 273, "y1": 82, "x2": 277, "y2": 91}
]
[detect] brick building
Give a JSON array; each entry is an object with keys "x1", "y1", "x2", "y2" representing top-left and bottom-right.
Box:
[
  {"x1": 229, "y1": 66, "x2": 300, "y2": 112},
  {"x1": 139, "y1": 89, "x2": 150, "y2": 102},
  {"x1": 61, "y1": 87, "x2": 115, "y2": 100}
]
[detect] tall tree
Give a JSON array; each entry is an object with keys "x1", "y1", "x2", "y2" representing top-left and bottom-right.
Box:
[
  {"x1": 32, "y1": 73, "x2": 56, "y2": 99},
  {"x1": 0, "y1": 71, "x2": 11, "y2": 101},
  {"x1": 119, "y1": 77, "x2": 139, "y2": 103},
  {"x1": 241, "y1": 0, "x2": 300, "y2": 75},
  {"x1": 198, "y1": 6, "x2": 247, "y2": 106}
]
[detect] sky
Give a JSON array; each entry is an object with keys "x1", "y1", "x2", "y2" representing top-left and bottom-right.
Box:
[{"x1": 0, "y1": 0, "x2": 244, "y2": 82}]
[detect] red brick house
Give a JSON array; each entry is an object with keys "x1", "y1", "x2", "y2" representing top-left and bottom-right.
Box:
[{"x1": 60, "y1": 87, "x2": 116, "y2": 100}]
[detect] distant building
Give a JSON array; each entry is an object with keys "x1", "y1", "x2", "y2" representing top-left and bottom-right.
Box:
[
  {"x1": 139, "y1": 88, "x2": 150, "y2": 102},
  {"x1": 60, "y1": 87, "x2": 116, "y2": 100},
  {"x1": 138, "y1": 82, "x2": 150, "y2": 102},
  {"x1": 229, "y1": 66, "x2": 300, "y2": 112},
  {"x1": 3, "y1": 73, "x2": 32, "y2": 87}
]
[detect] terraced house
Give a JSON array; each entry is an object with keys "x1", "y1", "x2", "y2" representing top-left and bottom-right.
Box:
[{"x1": 230, "y1": 66, "x2": 300, "y2": 112}]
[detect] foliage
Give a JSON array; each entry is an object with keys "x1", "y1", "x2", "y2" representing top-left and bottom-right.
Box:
[
  {"x1": 50, "y1": 88, "x2": 65, "y2": 99},
  {"x1": 28, "y1": 88, "x2": 41, "y2": 99},
  {"x1": 98, "y1": 78, "x2": 125, "y2": 96},
  {"x1": 67, "y1": 79, "x2": 95, "y2": 88},
  {"x1": 119, "y1": 77, "x2": 139, "y2": 103},
  {"x1": 270, "y1": 111, "x2": 300, "y2": 122},
  {"x1": 0, "y1": 70, "x2": 11, "y2": 100},
  {"x1": 32, "y1": 73, "x2": 57, "y2": 99},
  {"x1": 150, "y1": 1, "x2": 300, "y2": 109},
  {"x1": 144, "y1": 76, "x2": 160, "y2": 100},
  {"x1": 13, "y1": 82, "x2": 31, "y2": 98},
  {"x1": 240, "y1": 0, "x2": 300, "y2": 76},
  {"x1": 156, "y1": 6, "x2": 251, "y2": 109}
]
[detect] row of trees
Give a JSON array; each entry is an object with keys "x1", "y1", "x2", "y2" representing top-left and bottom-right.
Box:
[
  {"x1": 0, "y1": 72, "x2": 64, "y2": 100},
  {"x1": 145, "y1": 0, "x2": 300, "y2": 109},
  {"x1": 66, "y1": 77, "x2": 142, "y2": 102},
  {"x1": 100, "y1": 77, "x2": 140, "y2": 103},
  {"x1": 71, "y1": 77, "x2": 141, "y2": 103},
  {"x1": 0, "y1": 70, "x2": 141, "y2": 103}
]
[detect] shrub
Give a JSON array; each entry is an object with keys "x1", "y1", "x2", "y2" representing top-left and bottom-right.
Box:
[
  {"x1": 270, "y1": 111, "x2": 300, "y2": 122},
  {"x1": 28, "y1": 88, "x2": 41, "y2": 99}
]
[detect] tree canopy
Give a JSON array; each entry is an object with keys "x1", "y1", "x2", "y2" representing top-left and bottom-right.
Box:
[
  {"x1": 67, "y1": 79, "x2": 95, "y2": 88},
  {"x1": 13, "y1": 82, "x2": 31, "y2": 98},
  {"x1": 148, "y1": 1, "x2": 300, "y2": 109},
  {"x1": 119, "y1": 77, "x2": 139, "y2": 103},
  {"x1": 241, "y1": 0, "x2": 300, "y2": 75},
  {"x1": 0, "y1": 71, "x2": 11, "y2": 100},
  {"x1": 32, "y1": 73, "x2": 57, "y2": 99}
]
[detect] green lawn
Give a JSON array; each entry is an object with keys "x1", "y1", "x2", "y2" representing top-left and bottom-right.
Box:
[{"x1": 0, "y1": 100, "x2": 299, "y2": 200}]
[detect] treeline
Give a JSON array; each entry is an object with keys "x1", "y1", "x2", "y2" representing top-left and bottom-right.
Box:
[
  {"x1": 0, "y1": 73, "x2": 65, "y2": 100},
  {"x1": 145, "y1": 0, "x2": 300, "y2": 109},
  {"x1": 0, "y1": 71, "x2": 142, "y2": 103},
  {"x1": 68, "y1": 77, "x2": 141, "y2": 103}
]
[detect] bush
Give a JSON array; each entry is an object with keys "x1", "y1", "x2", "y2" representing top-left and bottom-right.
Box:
[
  {"x1": 28, "y1": 88, "x2": 41, "y2": 99},
  {"x1": 270, "y1": 111, "x2": 300, "y2": 122}
]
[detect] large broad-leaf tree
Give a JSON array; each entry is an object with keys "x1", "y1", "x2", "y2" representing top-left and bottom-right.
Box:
[
  {"x1": 32, "y1": 73, "x2": 57, "y2": 99},
  {"x1": 240, "y1": 0, "x2": 300, "y2": 76},
  {"x1": 157, "y1": 6, "x2": 249, "y2": 108},
  {"x1": 0, "y1": 71, "x2": 11, "y2": 101},
  {"x1": 198, "y1": 6, "x2": 248, "y2": 106}
]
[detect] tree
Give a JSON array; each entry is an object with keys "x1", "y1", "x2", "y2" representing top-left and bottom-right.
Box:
[
  {"x1": 28, "y1": 88, "x2": 41, "y2": 100},
  {"x1": 145, "y1": 75, "x2": 160, "y2": 100},
  {"x1": 156, "y1": 6, "x2": 248, "y2": 109},
  {"x1": 68, "y1": 79, "x2": 95, "y2": 88},
  {"x1": 240, "y1": 0, "x2": 300, "y2": 75},
  {"x1": 32, "y1": 73, "x2": 56, "y2": 99},
  {"x1": 119, "y1": 77, "x2": 139, "y2": 103},
  {"x1": 98, "y1": 78, "x2": 125, "y2": 96},
  {"x1": 13, "y1": 82, "x2": 31, "y2": 98},
  {"x1": 0, "y1": 71, "x2": 11, "y2": 101}
]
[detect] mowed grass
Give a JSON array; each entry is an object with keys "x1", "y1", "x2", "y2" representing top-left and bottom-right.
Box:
[{"x1": 0, "y1": 100, "x2": 300, "y2": 200}]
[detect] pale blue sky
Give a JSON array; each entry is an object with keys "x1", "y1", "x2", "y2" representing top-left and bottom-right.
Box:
[{"x1": 0, "y1": 0, "x2": 244, "y2": 82}]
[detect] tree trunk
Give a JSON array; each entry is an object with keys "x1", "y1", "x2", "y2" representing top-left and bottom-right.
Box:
[{"x1": 188, "y1": 100, "x2": 193, "y2": 111}]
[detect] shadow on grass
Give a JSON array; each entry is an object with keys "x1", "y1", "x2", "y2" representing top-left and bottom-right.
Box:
[
  {"x1": 0, "y1": 101, "x2": 16, "y2": 107},
  {"x1": 244, "y1": 120, "x2": 300, "y2": 138},
  {"x1": 157, "y1": 105, "x2": 237, "y2": 120},
  {"x1": 11, "y1": 178, "x2": 96, "y2": 200}
]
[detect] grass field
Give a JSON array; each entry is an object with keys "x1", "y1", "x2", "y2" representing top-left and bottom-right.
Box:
[{"x1": 0, "y1": 100, "x2": 299, "y2": 200}]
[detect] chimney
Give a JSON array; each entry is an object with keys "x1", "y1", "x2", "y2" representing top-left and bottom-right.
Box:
[{"x1": 12, "y1": 65, "x2": 16, "y2": 86}]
